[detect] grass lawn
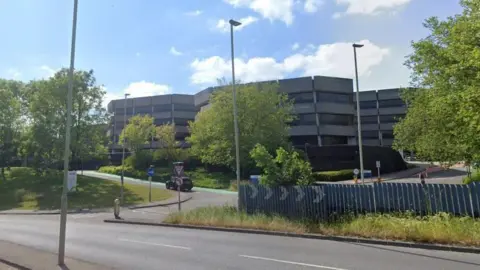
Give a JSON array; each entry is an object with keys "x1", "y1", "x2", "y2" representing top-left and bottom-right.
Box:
[
  {"x1": 164, "y1": 206, "x2": 480, "y2": 247},
  {"x1": 0, "y1": 167, "x2": 172, "y2": 211}
]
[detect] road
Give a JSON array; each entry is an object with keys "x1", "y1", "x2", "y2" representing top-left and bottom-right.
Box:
[{"x1": 0, "y1": 215, "x2": 479, "y2": 270}]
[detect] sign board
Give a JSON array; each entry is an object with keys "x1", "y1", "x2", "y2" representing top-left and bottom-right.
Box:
[
  {"x1": 147, "y1": 167, "x2": 155, "y2": 177},
  {"x1": 353, "y1": 168, "x2": 359, "y2": 175},
  {"x1": 376, "y1": 161, "x2": 381, "y2": 168},
  {"x1": 176, "y1": 177, "x2": 183, "y2": 186},
  {"x1": 364, "y1": 170, "x2": 372, "y2": 178},
  {"x1": 67, "y1": 171, "x2": 77, "y2": 192},
  {"x1": 174, "y1": 164, "x2": 184, "y2": 177}
]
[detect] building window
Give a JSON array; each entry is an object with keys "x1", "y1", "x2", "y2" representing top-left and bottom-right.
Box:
[
  {"x1": 290, "y1": 135, "x2": 318, "y2": 146},
  {"x1": 378, "y1": 99, "x2": 405, "y2": 108},
  {"x1": 321, "y1": 135, "x2": 348, "y2": 145},
  {"x1": 291, "y1": 113, "x2": 316, "y2": 126},
  {"x1": 318, "y1": 113, "x2": 352, "y2": 126},
  {"x1": 317, "y1": 92, "x2": 351, "y2": 104},
  {"x1": 359, "y1": 100, "x2": 377, "y2": 109},
  {"x1": 379, "y1": 114, "x2": 404, "y2": 123},
  {"x1": 154, "y1": 118, "x2": 171, "y2": 126},
  {"x1": 361, "y1": 131, "x2": 378, "y2": 139},
  {"x1": 153, "y1": 104, "x2": 172, "y2": 112},
  {"x1": 135, "y1": 106, "x2": 152, "y2": 114},
  {"x1": 115, "y1": 108, "x2": 133, "y2": 115},
  {"x1": 380, "y1": 131, "x2": 394, "y2": 139},
  {"x1": 174, "y1": 118, "x2": 193, "y2": 126},
  {"x1": 174, "y1": 104, "x2": 197, "y2": 112},
  {"x1": 359, "y1": 115, "x2": 378, "y2": 124},
  {"x1": 289, "y1": 92, "x2": 314, "y2": 103}
]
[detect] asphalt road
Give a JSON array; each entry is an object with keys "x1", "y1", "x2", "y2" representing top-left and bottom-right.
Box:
[{"x1": 0, "y1": 215, "x2": 479, "y2": 270}]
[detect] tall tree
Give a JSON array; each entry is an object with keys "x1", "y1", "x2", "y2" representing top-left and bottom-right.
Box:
[
  {"x1": 0, "y1": 86, "x2": 22, "y2": 180},
  {"x1": 394, "y1": 0, "x2": 480, "y2": 165},
  {"x1": 119, "y1": 115, "x2": 156, "y2": 154},
  {"x1": 154, "y1": 123, "x2": 189, "y2": 166},
  {"x1": 187, "y1": 82, "x2": 295, "y2": 174}
]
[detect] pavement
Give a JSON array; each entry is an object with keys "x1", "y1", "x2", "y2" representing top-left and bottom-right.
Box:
[{"x1": 0, "y1": 214, "x2": 479, "y2": 269}]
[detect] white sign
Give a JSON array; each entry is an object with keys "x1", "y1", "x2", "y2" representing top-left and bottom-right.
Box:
[
  {"x1": 376, "y1": 161, "x2": 381, "y2": 168},
  {"x1": 176, "y1": 177, "x2": 183, "y2": 186},
  {"x1": 67, "y1": 171, "x2": 77, "y2": 192},
  {"x1": 353, "y1": 168, "x2": 359, "y2": 175},
  {"x1": 174, "y1": 165, "x2": 184, "y2": 176}
]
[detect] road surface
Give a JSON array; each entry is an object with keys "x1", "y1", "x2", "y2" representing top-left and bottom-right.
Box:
[{"x1": 0, "y1": 215, "x2": 479, "y2": 270}]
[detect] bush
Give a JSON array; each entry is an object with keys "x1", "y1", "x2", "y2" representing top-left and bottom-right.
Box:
[
  {"x1": 463, "y1": 171, "x2": 480, "y2": 184},
  {"x1": 125, "y1": 151, "x2": 153, "y2": 170},
  {"x1": 98, "y1": 165, "x2": 169, "y2": 183},
  {"x1": 313, "y1": 169, "x2": 353, "y2": 182},
  {"x1": 250, "y1": 144, "x2": 314, "y2": 186}
]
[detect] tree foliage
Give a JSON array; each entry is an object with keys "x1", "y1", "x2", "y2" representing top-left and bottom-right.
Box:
[
  {"x1": 250, "y1": 144, "x2": 313, "y2": 186},
  {"x1": 187, "y1": 82, "x2": 294, "y2": 174},
  {"x1": 154, "y1": 124, "x2": 189, "y2": 165},
  {"x1": 119, "y1": 115, "x2": 156, "y2": 154},
  {"x1": 394, "y1": 0, "x2": 480, "y2": 164}
]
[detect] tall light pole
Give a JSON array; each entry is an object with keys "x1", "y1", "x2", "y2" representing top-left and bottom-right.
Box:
[
  {"x1": 353, "y1": 43, "x2": 365, "y2": 184},
  {"x1": 120, "y1": 93, "x2": 130, "y2": 204},
  {"x1": 229, "y1": 19, "x2": 241, "y2": 210},
  {"x1": 58, "y1": 0, "x2": 78, "y2": 265}
]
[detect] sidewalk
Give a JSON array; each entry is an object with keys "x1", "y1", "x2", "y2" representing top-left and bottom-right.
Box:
[{"x1": 0, "y1": 241, "x2": 112, "y2": 270}]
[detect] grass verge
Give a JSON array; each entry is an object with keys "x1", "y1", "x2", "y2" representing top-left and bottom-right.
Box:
[
  {"x1": 164, "y1": 206, "x2": 480, "y2": 247},
  {"x1": 0, "y1": 167, "x2": 172, "y2": 211}
]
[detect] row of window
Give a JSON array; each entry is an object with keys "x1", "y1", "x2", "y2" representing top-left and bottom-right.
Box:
[
  {"x1": 356, "y1": 114, "x2": 404, "y2": 124},
  {"x1": 291, "y1": 113, "x2": 353, "y2": 126},
  {"x1": 290, "y1": 135, "x2": 349, "y2": 146},
  {"x1": 114, "y1": 104, "x2": 197, "y2": 115},
  {"x1": 361, "y1": 131, "x2": 394, "y2": 139},
  {"x1": 289, "y1": 92, "x2": 352, "y2": 104},
  {"x1": 359, "y1": 99, "x2": 406, "y2": 109}
]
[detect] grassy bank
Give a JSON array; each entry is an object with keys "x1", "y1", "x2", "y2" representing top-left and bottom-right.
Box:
[
  {"x1": 164, "y1": 206, "x2": 480, "y2": 247},
  {"x1": 98, "y1": 166, "x2": 234, "y2": 189},
  {"x1": 0, "y1": 167, "x2": 172, "y2": 211}
]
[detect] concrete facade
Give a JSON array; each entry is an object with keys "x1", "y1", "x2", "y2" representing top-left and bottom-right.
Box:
[
  {"x1": 353, "y1": 88, "x2": 407, "y2": 147},
  {"x1": 107, "y1": 76, "x2": 405, "y2": 152}
]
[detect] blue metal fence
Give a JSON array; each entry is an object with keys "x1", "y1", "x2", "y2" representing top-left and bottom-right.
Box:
[{"x1": 238, "y1": 182, "x2": 480, "y2": 220}]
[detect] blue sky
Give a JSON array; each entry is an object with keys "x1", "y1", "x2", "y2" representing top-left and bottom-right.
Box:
[{"x1": 0, "y1": 0, "x2": 462, "y2": 106}]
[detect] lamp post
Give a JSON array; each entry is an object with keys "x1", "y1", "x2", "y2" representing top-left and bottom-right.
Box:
[
  {"x1": 353, "y1": 43, "x2": 365, "y2": 184},
  {"x1": 120, "y1": 93, "x2": 130, "y2": 204},
  {"x1": 229, "y1": 19, "x2": 242, "y2": 210},
  {"x1": 58, "y1": 0, "x2": 78, "y2": 265}
]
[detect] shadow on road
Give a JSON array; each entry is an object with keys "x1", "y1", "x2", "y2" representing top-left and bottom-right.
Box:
[
  {"x1": 0, "y1": 258, "x2": 31, "y2": 270},
  {"x1": 353, "y1": 243, "x2": 480, "y2": 267},
  {"x1": 428, "y1": 169, "x2": 467, "y2": 178}
]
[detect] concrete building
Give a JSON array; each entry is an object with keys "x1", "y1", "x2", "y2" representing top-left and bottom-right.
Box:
[
  {"x1": 106, "y1": 75, "x2": 406, "y2": 153},
  {"x1": 354, "y1": 88, "x2": 407, "y2": 147}
]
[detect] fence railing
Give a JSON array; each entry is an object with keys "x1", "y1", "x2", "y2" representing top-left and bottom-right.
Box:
[{"x1": 238, "y1": 182, "x2": 480, "y2": 220}]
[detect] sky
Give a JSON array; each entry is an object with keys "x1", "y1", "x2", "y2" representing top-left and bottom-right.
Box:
[{"x1": 0, "y1": 0, "x2": 463, "y2": 107}]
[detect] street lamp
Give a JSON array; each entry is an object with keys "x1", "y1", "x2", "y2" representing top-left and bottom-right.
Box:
[
  {"x1": 229, "y1": 19, "x2": 241, "y2": 210},
  {"x1": 58, "y1": 0, "x2": 78, "y2": 265},
  {"x1": 353, "y1": 43, "x2": 365, "y2": 184},
  {"x1": 120, "y1": 93, "x2": 130, "y2": 204}
]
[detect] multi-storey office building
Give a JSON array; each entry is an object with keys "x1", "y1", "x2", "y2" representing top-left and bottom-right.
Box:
[
  {"x1": 354, "y1": 88, "x2": 407, "y2": 147},
  {"x1": 106, "y1": 76, "x2": 406, "y2": 154}
]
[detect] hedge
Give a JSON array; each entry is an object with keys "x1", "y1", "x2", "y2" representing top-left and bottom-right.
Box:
[
  {"x1": 98, "y1": 166, "x2": 170, "y2": 183},
  {"x1": 313, "y1": 169, "x2": 354, "y2": 182}
]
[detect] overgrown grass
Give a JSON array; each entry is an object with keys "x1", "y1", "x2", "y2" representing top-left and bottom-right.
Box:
[
  {"x1": 98, "y1": 166, "x2": 234, "y2": 189},
  {"x1": 0, "y1": 167, "x2": 172, "y2": 211},
  {"x1": 164, "y1": 206, "x2": 480, "y2": 247},
  {"x1": 313, "y1": 169, "x2": 354, "y2": 182}
]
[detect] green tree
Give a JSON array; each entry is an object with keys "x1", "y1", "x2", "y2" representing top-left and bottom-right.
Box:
[
  {"x1": 250, "y1": 144, "x2": 313, "y2": 186},
  {"x1": 394, "y1": 0, "x2": 480, "y2": 165},
  {"x1": 187, "y1": 82, "x2": 294, "y2": 174},
  {"x1": 154, "y1": 124, "x2": 189, "y2": 166},
  {"x1": 120, "y1": 115, "x2": 156, "y2": 154},
  {"x1": 0, "y1": 87, "x2": 22, "y2": 180}
]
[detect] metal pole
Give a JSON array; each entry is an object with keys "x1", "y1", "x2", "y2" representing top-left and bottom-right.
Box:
[
  {"x1": 148, "y1": 176, "x2": 152, "y2": 202},
  {"x1": 121, "y1": 93, "x2": 128, "y2": 204},
  {"x1": 230, "y1": 23, "x2": 241, "y2": 211},
  {"x1": 58, "y1": 0, "x2": 78, "y2": 265},
  {"x1": 353, "y1": 45, "x2": 365, "y2": 184}
]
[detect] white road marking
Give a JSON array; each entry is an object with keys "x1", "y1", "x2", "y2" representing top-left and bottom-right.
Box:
[
  {"x1": 239, "y1": 255, "x2": 349, "y2": 270},
  {"x1": 118, "y1": 238, "x2": 191, "y2": 250}
]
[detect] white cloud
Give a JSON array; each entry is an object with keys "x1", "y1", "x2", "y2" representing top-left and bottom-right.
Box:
[
  {"x1": 224, "y1": 0, "x2": 295, "y2": 25},
  {"x1": 292, "y1": 42, "x2": 300, "y2": 51},
  {"x1": 335, "y1": 0, "x2": 412, "y2": 17},
  {"x1": 40, "y1": 65, "x2": 57, "y2": 78},
  {"x1": 185, "y1": 10, "x2": 203, "y2": 16},
  {"x1": 6, "y1": 68, "x2": 21, "y2": 80},
  {"x1": 215, "y1": 16, "x2": 259, "y2": 32},
  {"x1": 102, "y1": 81, "x2": 172, "y2": 108},
  {"x1": 170, "y1": 46, "x2": 183, "y2": 56},
  {"x1": 304, "y1": 0, "x2": 324, "y2": 13},
  {"x1": 190, "y1": 40, "x2": 391, "y2": 87}
]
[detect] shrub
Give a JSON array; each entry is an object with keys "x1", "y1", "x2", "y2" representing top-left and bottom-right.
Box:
[
  {"x1": 125, "y1": 151, "x2": 153, "y2": 170},
  {"x1": 463, "y1": 171, "x2": 480, "y2": 184},
  {"x1": 250, "y1": 144, "x2": 313, "y2": 186},
  {"x1": 313, "y1": 169, "x2": 353, "y2": 182},
  {"x1": 98, "y1": 165, "x2": 169, "y2": 183}
]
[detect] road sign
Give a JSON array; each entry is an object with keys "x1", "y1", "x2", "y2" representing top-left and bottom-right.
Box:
[
  {"x1": 147, "y1": 167, "x2": 154, "y2": 177},
  {"x1": 353, "y1": 168, "x2": 359, "y2": 175},
  {"x1": 176, "y1": 177, "x2": 183, "y2": 185},
  {"x1": 364, "y1": 170, "x2": 372, "y2": 178},
  {"x1": 376, "y1": 161, "x2": 381, "y2": 168},
  {"x1": 67, "y1": 171, "x2": 77, "y2": 192},
  {"x1": 174, "y1": 164, "x2": 184, "y2": 177}
]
